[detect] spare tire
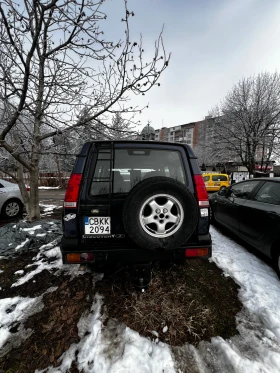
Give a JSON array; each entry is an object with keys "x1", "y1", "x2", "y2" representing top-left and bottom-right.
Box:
[{"x1": 122, "y1": 177, "x2": 199, "y2": 250}]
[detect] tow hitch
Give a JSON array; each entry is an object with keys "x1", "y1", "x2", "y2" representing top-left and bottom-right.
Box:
[{"x1": 130, "y1": 263, "x2": 152, "y2": 290}]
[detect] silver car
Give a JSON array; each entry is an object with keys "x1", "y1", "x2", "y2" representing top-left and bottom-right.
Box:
[{"x1": 0, "y1": 179, "x2": 25, "y2": 218}]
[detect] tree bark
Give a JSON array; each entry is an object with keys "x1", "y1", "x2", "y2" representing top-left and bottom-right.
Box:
[{"x1": 28, "y1": 167, "x2": 41, "y2": 221}]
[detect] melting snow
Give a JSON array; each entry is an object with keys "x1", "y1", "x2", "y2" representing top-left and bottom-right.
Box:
[
  {"x1": 15, "y1": 238, "x2": 30, "y2": 251},
  {"x1": 14, "y1": 270, "x2": 24, "y2": 275},
  {"x1": 43, "y1": 205, "x2": 57, "y2": 212},
  {"x1": 41, "y1": 295, "x2": 176, "y2": 373},
  {"x1": 0, "y1": 297, "x2": 41, "y2": 349},
  {"x1": 38, "y1": 187, "x2": 61, "y2": 190},
  {"x1": 22, "y1": 225, "x2": 42, "y2": 232},
  {"x1": 11, "y1": 240, "x2": 61, "y2": 288}
]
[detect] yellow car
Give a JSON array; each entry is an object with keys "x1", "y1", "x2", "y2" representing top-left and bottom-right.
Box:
[{"x1": 203, "y1": 173, "x2": 230, "y2": 192}]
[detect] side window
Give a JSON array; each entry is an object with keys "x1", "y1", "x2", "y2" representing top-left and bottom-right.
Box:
[
  {"x1": 90, "y1": 150, "x2": 111, "y2": 196},
  {"x1": 254, "y1": 182, "x2": 280, "y2": 205},
  {"x1": 91, "y1": 159, "x2": 110, "y2": 195},
  {"x1": 220, "y1": 175, "x2": 228, "y2": 181},
  {"x1": 212, "y1": 176, "x2": 220, "y2": 182},
  {"x1": 212, "y1": 175, "x2": 228, "y2": 182},
  {"x1": 229, "y1": 180, "x2": 259, "y2": 199},
  {"x1": 0, "y1": 183, "x2": 4, "y2": 188}
]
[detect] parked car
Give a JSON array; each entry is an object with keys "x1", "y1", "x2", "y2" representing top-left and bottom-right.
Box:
[
  {"x1": 209, "y1": 178, "x2": 280, "y2": 276},
  {"x1": 60, "y1": 140, "x2": 212, "y2": 288},
  {"x1": 203, "y1": 173, "x2": 230, "y2": 192},
  {"x1": 0, "y1": 179, "x2": 25, "y2": 218}
]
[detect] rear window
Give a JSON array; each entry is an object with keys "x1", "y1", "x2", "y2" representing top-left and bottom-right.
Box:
[
  {"x1": 90, "y1": 148, "x2": 187, "y2": 196},
  {"x1": 203, "y1": 176, "x2": 210, "y2": 182}
]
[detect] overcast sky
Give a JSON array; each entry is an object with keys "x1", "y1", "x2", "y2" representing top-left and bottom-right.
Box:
[{"x1": 103, "y1": 0, "x2": 280, "y2": 131}]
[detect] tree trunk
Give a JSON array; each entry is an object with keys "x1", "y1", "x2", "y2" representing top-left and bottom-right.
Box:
[
  {"x1": 17, "y1": 163, "x2": 30, "y2": 206},
  {"x1": 55, "y1": 154, "x2": 63, "y2": 188},
  {"x1": 27, "y1": 168, "x2": 41, "y2": 221},
  {"x1": 16, "y1": 162, "x2": 41, "y2": 221}
]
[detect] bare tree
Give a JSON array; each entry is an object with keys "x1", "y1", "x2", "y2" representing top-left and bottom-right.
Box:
[
  {"x1": 209, "y1": 72, "x2": 280, "y2": 174},
  {"x1": 0, "y1": 0, "x2": 170, "y2": 220},
  {"x1": 48, "y1": 110, "x2": 136, "y2": 175},
  {"x1": 193, "y1": 117, "x2": 226, "y2": 169},
  {"x1": 193, "y1": 118, "x2": 216, "y2": 167},
  {"x1": 109, "y1": 112, "x2": 135, "y2": 139}
]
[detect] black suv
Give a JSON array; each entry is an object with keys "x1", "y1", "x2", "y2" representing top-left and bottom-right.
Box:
[{"x1": 61, "y1": 141, "x2": 212, "y2": 287}]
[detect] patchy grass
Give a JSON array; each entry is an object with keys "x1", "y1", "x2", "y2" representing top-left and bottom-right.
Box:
[{"x1": 95, "y1": 259, "x2": 242, "y2": 346}]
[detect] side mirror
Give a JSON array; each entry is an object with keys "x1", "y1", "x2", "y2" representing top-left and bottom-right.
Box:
[{"x1": 218, "y1": 188, "x2": 227, "y2": 196}]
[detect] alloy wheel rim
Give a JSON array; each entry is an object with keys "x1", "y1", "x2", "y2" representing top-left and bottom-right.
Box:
[
  {"x1": 6, "y1": 202, "x2": 20, "y2": 217},
  {"x1": 139, "y1": 194, "x2": 184, "y2": 238}
]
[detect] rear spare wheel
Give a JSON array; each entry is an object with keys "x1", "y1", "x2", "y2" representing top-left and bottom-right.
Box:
[{"x1": 122, "y1": 177, "x2": 198, "y2": 250}]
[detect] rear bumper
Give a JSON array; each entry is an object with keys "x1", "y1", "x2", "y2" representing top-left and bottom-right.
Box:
[{"x1": 60, "y1": 234, "x2": 212, "y2": 264}]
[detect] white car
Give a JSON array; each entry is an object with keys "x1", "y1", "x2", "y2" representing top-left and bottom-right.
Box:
[{"x1": 0, "y1": 179, "x2": 25, "y2": 218}]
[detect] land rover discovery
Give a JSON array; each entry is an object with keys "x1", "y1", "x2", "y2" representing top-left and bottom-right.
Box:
[{"x1": 60, "y1": 141, "x2": 212, "y2": 288}]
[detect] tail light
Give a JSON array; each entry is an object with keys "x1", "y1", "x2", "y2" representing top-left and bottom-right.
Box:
[
  {"x1": 193, "y1": 175, "x2": 209, "y2": 207},
  {"x1": 67, "y1": 253, "x2": 94, "y2": 262},
  {"x1": 26, "y1": 187, "x2": 30, "y2": 191},
  {"x1": 67, "y1": 253, "x2": 81, "y2": 262},
  {"x1": 64, "y1": 174, "x2": 82, "y2": 208}
]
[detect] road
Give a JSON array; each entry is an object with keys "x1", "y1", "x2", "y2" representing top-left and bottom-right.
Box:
[{"x1": 39, "y1": 188, "x2": 66, "y2": 202}]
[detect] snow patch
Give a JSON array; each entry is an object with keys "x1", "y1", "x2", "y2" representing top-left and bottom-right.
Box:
[
  {"x1": 0, "y1": 297, "x2": 40, "y2": 349},
  {"x1": 11, "y1": 240, "x2": 62, "y2": 287},
  {"x1": 14, "y1": 270, "x2": 24, "y2": 275},
  {"x1": 15, "y1": 238, "x2": 30, "y2": 251},
  {"x1": 41, "y1": 295, "x2": 176, "y2": 373},
  {"x1": 41, "y1": 205, "x2": 58, "y2": 212},
  {"x1": 38, "y1": 187, "x2": 61, "y2": 190},
  {"x1": 22, "y1": 225, "x2": 42, "y2": 232}
]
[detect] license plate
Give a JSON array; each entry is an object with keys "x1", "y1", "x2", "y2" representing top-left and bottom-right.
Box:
[{"x1": 84, "y1": 217, "x2": 111, "y2": 235}]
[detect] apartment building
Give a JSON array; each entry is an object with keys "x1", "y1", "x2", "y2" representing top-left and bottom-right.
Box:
[
  {"x1": 153, "y1": 117, "x2": 241, "y2": 168},
  {"x1": 155, "y1": 122, "x2": 196, "y2": 146},
  {"x1": 149, "y1": 117, "x2": 275, "y2": 174}
]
